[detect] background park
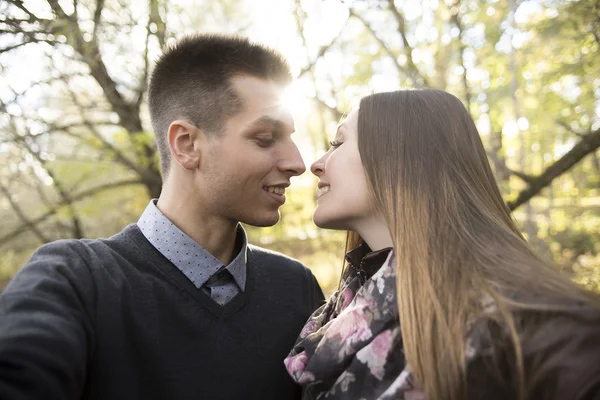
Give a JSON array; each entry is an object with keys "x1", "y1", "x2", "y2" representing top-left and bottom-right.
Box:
[{"x1": 0, "y1": 0, "x2": 598, "y2": 296}]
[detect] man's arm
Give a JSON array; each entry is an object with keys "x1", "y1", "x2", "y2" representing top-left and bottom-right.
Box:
[{"x1": 0, "y1": 241, "x2": 95, "y2": 400}]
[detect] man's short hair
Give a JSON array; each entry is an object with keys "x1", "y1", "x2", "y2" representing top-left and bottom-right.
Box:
[{"x1": 148, "y1": 33, "x2": 292, "y2": 177}]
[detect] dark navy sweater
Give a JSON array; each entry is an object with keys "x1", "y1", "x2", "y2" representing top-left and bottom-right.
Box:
[{"x1": 0, "y1": 224, "x2": 324, "y2": 400}]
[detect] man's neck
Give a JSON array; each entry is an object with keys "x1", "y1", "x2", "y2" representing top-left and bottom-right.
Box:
[{"x1": 156, "y1": 193, "x2": 238, "y2": 266}]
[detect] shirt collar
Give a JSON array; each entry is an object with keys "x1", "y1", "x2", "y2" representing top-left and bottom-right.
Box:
[
  {"x1": 137, "y1": 199, "x2": 247, "y2": 291},
  {"x1": 226, "y1": 229, "x2": 248, "y2": 290},
  {"x1": 343, "y1": 241, "x2": 392, "y2": 281}
]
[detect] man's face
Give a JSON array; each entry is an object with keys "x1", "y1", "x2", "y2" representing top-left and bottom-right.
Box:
[{"x1": 198, "y1": 75, "x2": 306, "y2": 226}]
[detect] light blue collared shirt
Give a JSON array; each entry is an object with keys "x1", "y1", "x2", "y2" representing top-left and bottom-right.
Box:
[{"x1": 137, "y1": 200, "x2": 247, "y2": 303}]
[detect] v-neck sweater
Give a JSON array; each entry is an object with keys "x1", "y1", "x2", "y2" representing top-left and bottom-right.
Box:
[{"x1": 0, "y1": 224, "x2": 324, "y2": 400}]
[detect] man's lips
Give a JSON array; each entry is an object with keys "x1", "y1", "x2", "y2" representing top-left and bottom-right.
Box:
[
  {"x1": 263, "y1": 183, "x2": 289, "y2": 205},
  {"x1": 263, "y1": 183, "x2": 289, "y2": 196}
]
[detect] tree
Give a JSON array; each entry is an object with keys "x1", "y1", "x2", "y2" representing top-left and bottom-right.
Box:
[
  {"x1": 293, "y1": 0, "x2": 599, "y2": 211},
  {"x1": 2, "y1": 0, "x2": 165, "y2": 196},
  {"x1": 0, "y1": 0, "x2": 247, "y2": 247}
]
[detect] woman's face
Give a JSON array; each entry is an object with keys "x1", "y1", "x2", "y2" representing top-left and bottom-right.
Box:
[{"x1": 310, "y1": 110, "x2": 375, "y2": 231}]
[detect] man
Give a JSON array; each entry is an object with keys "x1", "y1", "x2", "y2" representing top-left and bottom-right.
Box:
[{"x1": 0, "y1": 34, "x2": 324, "y2": 400}]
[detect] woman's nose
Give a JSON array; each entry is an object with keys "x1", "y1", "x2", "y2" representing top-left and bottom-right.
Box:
[{"x1": 310, "y1": 155, "x2": 326, "y2": 176}]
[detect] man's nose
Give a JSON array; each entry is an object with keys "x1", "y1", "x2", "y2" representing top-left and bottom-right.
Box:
[{"x1": 280, "y1": 140, "x2": 306, "y2": 177}]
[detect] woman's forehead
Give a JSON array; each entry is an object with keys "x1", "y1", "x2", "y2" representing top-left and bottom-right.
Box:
[{"x1": 337, "y1": 110, "x2": 359, "y2": 136}]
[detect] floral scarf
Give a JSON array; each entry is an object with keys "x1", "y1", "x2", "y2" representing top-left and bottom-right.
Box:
[{"x1": 284, "y1": 249, "x2": 427, "y2": 400}]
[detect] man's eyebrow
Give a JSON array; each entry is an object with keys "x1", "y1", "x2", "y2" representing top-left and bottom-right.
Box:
[{"x1": 246, "y1": 115, "x2": 294, "y2": 133}]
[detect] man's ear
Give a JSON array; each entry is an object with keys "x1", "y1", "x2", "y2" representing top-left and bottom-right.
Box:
[{"x1": 167, "y1": 120, "x2": 206, "y2": 170}]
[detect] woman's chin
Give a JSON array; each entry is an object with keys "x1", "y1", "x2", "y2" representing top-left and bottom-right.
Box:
[
  {"x1": 313, "y1": 220, "x2": 330, "y2": 229},
  {"x1": 312, "y1": 212, "x2": 347, "y2": 231}
]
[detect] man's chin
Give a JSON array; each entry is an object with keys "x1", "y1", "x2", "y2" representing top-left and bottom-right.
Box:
[{"x1": 241, "y1": 211, "x2": 281, "y2": 227}]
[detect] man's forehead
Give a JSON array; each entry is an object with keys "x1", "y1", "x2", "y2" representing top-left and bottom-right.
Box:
[
  {"x1": 231, "y1": 75, "x2": 294, "y2": 132},
  {"x1": 230, "y1": 74, "x2": 287, "y2": 99},
  {"x1": 249, "y1": 108, "x2": 295, "y2": 132},
  {"x1": 266, "y1": 105, "x2": 295, "y2": 127}
]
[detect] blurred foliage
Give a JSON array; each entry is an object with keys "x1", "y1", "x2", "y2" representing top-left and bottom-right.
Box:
[
  {"x1": 0, "y1": 0, "x2": 599, "y2": 296},
  {"x1": 244, "y1": 185, "x2": 348, "y2": 296}
]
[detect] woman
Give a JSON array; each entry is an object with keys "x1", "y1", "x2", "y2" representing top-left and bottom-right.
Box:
[{"x1": 284, "y1": 89, "x2": 600, "y2": 400}]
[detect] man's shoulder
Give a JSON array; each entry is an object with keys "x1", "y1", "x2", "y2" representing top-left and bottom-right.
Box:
[
  {"x1": 29, "y1": 237, "x2": 104, "y2": 264},
  {"x1": 11, "y1": 227, "x2": 135, "y2": 282},
  {"x1": 35, "y1": 225, "x2": 134, "y2": 261},
  {"x1": 3, "y1": 239, "x2": 97, "y2": 297}
]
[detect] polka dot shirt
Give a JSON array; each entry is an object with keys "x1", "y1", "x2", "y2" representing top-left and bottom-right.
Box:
[{"x1": 137, "y1": 200, "x2": 247, "y2": 305}]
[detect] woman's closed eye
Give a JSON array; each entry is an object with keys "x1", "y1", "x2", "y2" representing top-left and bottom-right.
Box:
[{"x1": 329, "y1": 139, "x2": 343, "y2": 149}]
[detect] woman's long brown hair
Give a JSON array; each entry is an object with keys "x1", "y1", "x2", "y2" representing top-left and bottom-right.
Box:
[{"x1": 350, "y1": 89, "x2": 599, "y2": 400}]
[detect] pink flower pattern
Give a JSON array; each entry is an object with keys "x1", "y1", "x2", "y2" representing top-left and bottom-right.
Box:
[
  {"x1": 284, "y1": 251, "x2": 427, "y2": 399},
  {"x1": 356, "y1": 329, "x2": 395, "y2": 380},
  {"x1": 283, "y1": 350, "x2": 308, "y2": 375}
]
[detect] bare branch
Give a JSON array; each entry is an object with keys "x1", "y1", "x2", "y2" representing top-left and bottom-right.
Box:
[
  {"x1": 292, "y1": 0, "x2": 308, "y2": 50},
  {"x1": 0, "y1": 39, "x2": 56, "y2": 54},
  {"x1": 507, "y1": 168, "x2": 535, "y2": 184},
  {"x1": 508, "y1": 129, "x2": 600, "y2": 210},
  {"x1": 65, "y1": 123, "x2": 153, "y2": 183},
  {"x1": 37, "y1": 0, "x2": 143, "y2": 134},
  {"x1": 48, "y1": 120, "x2": 119, "y2": 132},
  {"x1": 149, "y1": 0, "x2": 166, "y2": 48},
  {"x1": 34, "y1": 181, "x2": 55, "y2": 209},
  {"x1": 136, "y1": 0, "x2": 154, "y2": 108},
  {"x1": 0, "y1": 20, "x2": 50, "y2": 33},
  {"x1": 135, "y1": 0, "x2": 170, "y2": 107},
  {"x1": 6, "y1": 0, "x2": 39, "y2": 20},
  {"x1": 0, "y1": 72, "x2": 89, "y2": 102},
  {"x1": 61, "y1": 84, "x2": 158, "y2": 186},
  {"x1": 348, "y1": 8, "x2": 419, "y2": 86},
  {"x1": 22, "y1": 139, "x2": 85, "y2": 238},
  {"x1": 556, "y1": 119, "x2": 587, "y2": 138},
  {"x1": 45, "y1": 0, "x2": 70, "y2": 19},
  {"x1": 72, "y1": 0, "x2": 79, "y2": 20},
  {"x1": 447, "y1": 0, "x2": 471, "y2": 110},
  {"x1": 92, "y1": 0, "x2": 105, "y2": 40},
  {"x1": 0, "y1": 121, "x2": 118, "y2": 146},
  {"x1": 0, "y1": 180, "x2": 50, "y2": 244},
  {"x1": 4, "y1": 0, "x2": 162, "y2": 199},
  {"x1": 313, "y1": 96, "x2": 343, "y2": 121},
  {"x1": 50, "y1": 154, "x2": 105, "y2": 164},
  {"x1": 292, "y1": 0, "x2": 347, "y2": 78},
  {"x1": 1, "y1": 94, "x2": 85, "y2": 238},
  {"x1": 291, "y1": 1, "x2": 343, "y2": 122},
  {"x1": 386, "y1": 0, "x2": 429, "y2": 86},
  {"x1": 0, "y1": 179, "x2": 143, "y2": 246},
  {"x1": 297, "y1": 35, "x2": 341, "y2": 78}
]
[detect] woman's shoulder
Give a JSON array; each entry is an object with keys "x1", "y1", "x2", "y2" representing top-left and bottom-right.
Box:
[
  {"x1": 522, "y1": 305, "x2": 600, "y2": 400},
  {"x1": 468, "y1": 303, "x2": 600, "y2": 400}
]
